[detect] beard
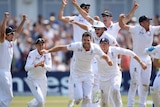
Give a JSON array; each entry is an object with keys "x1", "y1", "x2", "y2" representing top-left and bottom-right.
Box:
[{"x1": 83, "y1": 43, "x2": 90, "y2": 51}]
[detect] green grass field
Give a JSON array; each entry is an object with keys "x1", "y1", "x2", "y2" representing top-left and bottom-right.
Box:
[{"x1": 10, "y1": 95, "x2": 153, "y2": 107}]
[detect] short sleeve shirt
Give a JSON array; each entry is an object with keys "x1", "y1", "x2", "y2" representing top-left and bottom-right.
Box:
[{"x1": 67, "y1": 42, "x2": 105, "y2": 73}]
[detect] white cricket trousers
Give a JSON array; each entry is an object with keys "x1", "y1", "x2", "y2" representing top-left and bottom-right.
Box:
[
  {"x1": 151, "y1": 71, "x2": 160, "y2": 107},
  {"x1": 89, "y1": 59, "x2": 100, "y2": 107},
  {"x1": 128, "y1": 58, "x2": 152, "y2": 107},
  {"x1": 152, "y1": 71, "x2": 160, "y2": 89},
  {"x1": 68, "y1": 57, "x2": 75, "y2": 100},
  {"x1": 26, "y1": 76, "x2": 47, "y2": 107},
  {"x1": 73, "y1": 72, "x2": 94, "y2": 107},
  {"x1": 100, "y1": 72, "x2": 122, "y2": 107},
  {"x1": 0, "y1": 71, "x2": 13, "y2": 107}
]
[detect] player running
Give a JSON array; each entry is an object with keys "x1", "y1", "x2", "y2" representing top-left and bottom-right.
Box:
[{"x1": 25, "y1": 38, "x2": 52, "y2": 107}]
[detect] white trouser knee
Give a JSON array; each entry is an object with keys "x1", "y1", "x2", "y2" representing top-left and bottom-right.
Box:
[
  {"x1": 150, "y1": 87, "x2": 160, "y2": 107},
  {"x1": 112, "y1": 88, "x2": 122, "y2": 107}
]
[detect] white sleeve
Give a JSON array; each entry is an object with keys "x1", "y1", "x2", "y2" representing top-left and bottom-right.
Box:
[
  {"x1": 43, "y1": 53, "x2": 52, "y2": 71},
  {"x1": 144, "y1": 45, "x2": 160, "y2": 55},
  {"x1": 66, "y1": 42, "x2": 78, "y2": 51},
  {"x1": 129, "y1": 25, "x2": 137, "y2": 34},
  {"x1": 95, "y1": 44, "x2": 105, "y2": 56},
  {"x1": 152, "y1": 25, "x2": 160, "y2": 34},
  {"x1": 25, "y1": 52, "x2": 35, "y2": 71},
  {"x1": 154, "y1": 45, "x2": 160, "y2": 52},
  {"x1": 113, "y1": 47, "x2": 136, "y2": 57},
  {"x1": 105, "y1": 32, "x2": 118, "y2": 46},
  {"x1": 153, "y1": 53, "x2": 160, "y2": 59}
]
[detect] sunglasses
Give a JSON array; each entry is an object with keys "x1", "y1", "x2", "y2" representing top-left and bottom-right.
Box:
[
  {"x1": 102, "y1": 15, "x2": 111, "y2": 17},
  {"x1": 82, "y1": 6, "x2": 90, "y2": 9},
  {"x1": 7, "y1": 32, "x2": 15, "y2": 36},
  {"x1": 94, "y1": 28, "x2": 101, "y2": 31}
]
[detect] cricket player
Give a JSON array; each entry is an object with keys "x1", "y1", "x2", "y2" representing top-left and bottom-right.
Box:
[
  {"x1": 58, "y1": 0, "x2": 92, "y2": 106},
  {"x1": 119, "y1": 14, "x2": 160, "y2": 107},
  {"x1": 41, "y1": 32, "x2": 113, "y2": 107},
  {"x1": 25, "y1": 38, "x2": 52, "y2": 107},
  {"x1": 0, "y1": 12, "x2": 26, "y2": 107},
  {"x1": 145, "y1": 45, "x2": 160, "y2": 107},
  {"x1": 70, "y1": 19, "x2": 118, "y2": 107},
  {"x1": 97, "y1": 38, "x2": 147, "y2": 107}
]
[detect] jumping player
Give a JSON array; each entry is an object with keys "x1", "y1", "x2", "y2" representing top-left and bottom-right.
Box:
[
  {"x1": 0, "y1": 12, "x2": 27, "y2": 107},
  {"x1": 119, "y1": 14, "x2": 160, "y2": 107}
]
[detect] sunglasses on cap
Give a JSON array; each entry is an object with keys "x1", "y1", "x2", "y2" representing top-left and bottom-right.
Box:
[
  {"x1": 82, "y1": 6, "x2": 90, "y2": 9},
  {"x1": 102, "y1": 14, "x2": 111, "y2": 17},
  {"x1": 35, "y1": 38, "x2": 45, "y2": 44},
  {"x1": 7, "y1": 32, "x2": 15, "y2": 36}
]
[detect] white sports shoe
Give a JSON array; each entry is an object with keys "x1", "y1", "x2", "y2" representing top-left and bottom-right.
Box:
[{"x1": 68, "y1": 100, "x2": 74, "y2": 107}]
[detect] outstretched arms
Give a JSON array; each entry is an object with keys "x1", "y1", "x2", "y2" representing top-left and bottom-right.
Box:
[
  {"x1": 0, "y1": 12, "x2": 9, "y2": 43},
  {"x1": 41, "y1": 45, "x2": 68, "y2": 54}
]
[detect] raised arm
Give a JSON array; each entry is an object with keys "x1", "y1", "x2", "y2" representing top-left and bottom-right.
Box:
[
  {"x1": 119, "y1": 14, "x2": 130, "y2": 31},
  {"x1": 58, "y1": 0, "x2": 70, "y2": 23},
  {"x1": 15, "y1": 14, "x2": 27, "y2": 38},
  {"x1": 123, "y1": 0, "x2": 139, "y2": 23},
  {"x1": 70, "y1": 20, "x2": 89, "y2": 31},
  {"x1": 72, "y1": 0, "x2": 94, "y2": 25},
  {"x1": 0, "y1": 12, "x2": 9, "y2": 43}
]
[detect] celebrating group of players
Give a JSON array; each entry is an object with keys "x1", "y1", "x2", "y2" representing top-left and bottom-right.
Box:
[{"x1": 1, "y1": 0, "x2": 160, "y2": 107}]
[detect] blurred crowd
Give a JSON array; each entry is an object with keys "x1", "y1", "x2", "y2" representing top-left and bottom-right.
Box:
[{"x1": 1, "y1": 13, "x2": 160, "y2": 72}]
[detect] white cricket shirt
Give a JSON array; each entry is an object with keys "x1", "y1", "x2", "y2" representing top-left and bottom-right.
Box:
[
  {"x1": 0, "y1": 40, "x2": 14, "y2": 72},
  {"x1": 25, "y1": 49, "x2": 52, "y2": 79},
  {"x1": 69, "y1": 14, "x2": 92, "y2": 42},
  {"x1": 67, "y1": 42, "x2": 105, "y2": 73},
  {"x1": 129, "y1": 25, "x2": 160, "y2": 63},
  {"x1": 96, "y1": 46, "x2": 136, "y2": 81},
  {"x1": 106, "y1": 22, "x2": 121, "y2": 39}
]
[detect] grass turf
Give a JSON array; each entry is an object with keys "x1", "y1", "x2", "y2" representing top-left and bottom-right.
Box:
[{"x1": 10, "y1": 95, "x2": 152, "y2": 107}]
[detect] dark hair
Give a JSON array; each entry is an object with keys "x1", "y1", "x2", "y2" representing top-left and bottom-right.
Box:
[
  {"x1": 100, "y1": 38, "x2": 109, "y2": 44},
  {"x1": 139, "y1": 15, "x2": 152, "y2": 23},
  {"x1": 82, "y1": 32, "x2": 92, "y2": 39}
]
